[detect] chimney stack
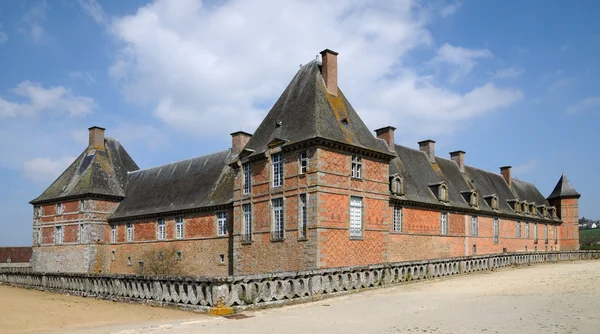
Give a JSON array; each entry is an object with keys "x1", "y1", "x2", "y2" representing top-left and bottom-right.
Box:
[
  {"x1": 230, "y1": 131, "x2": 252, "y2": 155},
  {"x1": 500, "y1": 166, "x2": 512, "y2": 188},
  {"x1": 320, "y1": 49, "x2": 339, "y2": 96},
  {"x1": 88, "y1": 126, "x2": 106, "y2": 150},
  {"x1": 449, "y1": 150, "x2": 466, "y2": 173},
  {"x1": 418, "y1": 139, "x2": 436, "y2": 163},
  {"x1": 375, "y1": 126, "x2": 396, "y2": 150}
]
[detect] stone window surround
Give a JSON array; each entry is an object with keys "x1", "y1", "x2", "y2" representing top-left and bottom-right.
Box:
[{"x1": 351, "y1": 155, "x2": 362, "y2": 179}]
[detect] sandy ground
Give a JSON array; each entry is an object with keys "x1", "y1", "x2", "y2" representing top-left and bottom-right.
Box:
[{"x1": 2, "y1": 260, "x2": 600, "y2": 333}]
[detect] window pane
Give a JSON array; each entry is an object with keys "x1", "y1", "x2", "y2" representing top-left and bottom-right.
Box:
[{"x1": 350, "y1": 197, "x2": 362, "y2": 237}]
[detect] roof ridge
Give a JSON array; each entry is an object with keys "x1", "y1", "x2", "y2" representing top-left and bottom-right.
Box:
[{"x1": 128, "y1": 149, "x2": 230, "y2": 175}]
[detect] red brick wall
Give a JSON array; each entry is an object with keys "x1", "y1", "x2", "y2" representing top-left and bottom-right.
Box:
[{"x1": 0, "y1": 247, "x2": 32, "y2": 263}]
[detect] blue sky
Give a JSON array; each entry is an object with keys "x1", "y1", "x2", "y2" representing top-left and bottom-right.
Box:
[{"x1": 1, "y1": 0, "x2": 599, "y2": 246}]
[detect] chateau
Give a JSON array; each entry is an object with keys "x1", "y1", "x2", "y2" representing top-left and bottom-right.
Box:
[{"x1": 30, "y1": 50, "x2": 580, "y2": 276}]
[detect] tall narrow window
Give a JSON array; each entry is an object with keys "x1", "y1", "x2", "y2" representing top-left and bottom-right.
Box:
[
  {"x1": 56, "y1": 203, "x2": 63, "y2": 215},
  {"x1": 351, "y1": 156, "x2": 362, "y2": 178},
  {"x1": 110, "y1": 224, "x2": 117, "y2": 243},
  {"x1": 175, "y1": 217, "x2": 184, "y2": 239},
  {"x1": 272, "y1": 153, "x2": 283, "y2": 187},
  {"x1": 440, "y1": 212, "x2": 448, "y2": 235},
  {"x1": 126, "y1": 222, "x2": 134, "y2": 242},
  {"x1": 393, "y1": 205, "x2": 403, "y2": 233},
  {"x1": 157, "y1": 218, "x2": 166, "y2": 240},
  {"x1": 516, "y1": 221, "x2": 521, "y2": 238},
  {"x1": 37, "y1": 227, "x2": 42, "y2": 245},
  {"x1": 299, "y1": 151, "x2": 308, "y2": 174},
  {"x1": 544, "y1": 224, "x2": 548, "y2": 244},
  {"x1": 350, "y1": 197, "x2": 363, "y2": 237},
  {"x1": 79, "y1": 224, "x2": 85, "y2": 243},
  {"x1": 217, "y1": 212, "x2": 228, "y2": 236},
  {"x1": 493, "y1": 218, "x2": 499, "y2": 243},
  {"x1": 79, "y1": 199, "x2": 86, "y2": 212},
  {"x1": 534, "y1": 223, "x2": 538, "y2": 242},
  {"x1": 471, "y1": 216, "x2": 478, "y2": 236},
  {"x1": 299, "y1": 194, "x2": 308, "y2": 239},
  {"x1": 242, "y1": 204, "x2": 252, "y2": 242},
  {"x1": 525, "y1": 222, "x2": 530, "y2": 239},
  {"x1": 243, "y1": 163, "x2": 251, "y2": 194},
  {"x1": 55, "y1": 226, "x2": 63, "y2": 245},
  {"x1": 554, "y1": 225, "x2": 558, "y2": 244},
  {"x1": 272, "y1": 198, "x2": 284, "y2": 240}
]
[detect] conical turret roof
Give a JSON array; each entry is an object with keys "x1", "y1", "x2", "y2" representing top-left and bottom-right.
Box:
[{"x1": 547, "y1": 173, "x2": 580, "y2": 200}]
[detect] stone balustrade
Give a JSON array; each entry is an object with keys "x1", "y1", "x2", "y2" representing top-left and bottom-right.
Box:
[{"x1": 1, "y1": 251, "x2": 599, "y2": 312}]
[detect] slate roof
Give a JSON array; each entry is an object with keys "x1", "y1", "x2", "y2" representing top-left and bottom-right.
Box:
[
  {"x1": 390, "y1": 144, "x2": 555, "y2": 220},
  {"x1": 547, "y1": 174, "x2": 581, "y2": 200},
  {"x1": 30, "y1": 138, "x2": 139, "y2": 204},
  {"x1": 243, "y1": 60, "x2": 391, "y2": 158},
  {"x1": 110, "y1": 150, "x2": 235, "y2": 221}
]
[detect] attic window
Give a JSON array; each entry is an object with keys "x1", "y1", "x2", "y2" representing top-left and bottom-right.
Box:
[
  {"x1": 390, "y1": 176, "x2": 403, "y2": 196},
  {"x1": 470, "y1": 191, "x2": 478, "y2": 207},
  {"x1": 540, "y1": 206, "x2": 548, "y2": 217},
  {"x1": 438, "y1": 184, "x2": 448, "y2": 202},
  {"x1": 341, "y1": 118, "x2": 349, "y2": 125},
  {"x1": 485, "y1": 195, "x2": 499, "y2": 210},
  {"x1": 275, "y1": 121, "x2": 282, "y2": 128},
  {"x1": 530, "y1": 204, "x2": 537, "y2": 215},
  {"x1": 521, "y1": 202, "x2": 528, "y2": 214}
]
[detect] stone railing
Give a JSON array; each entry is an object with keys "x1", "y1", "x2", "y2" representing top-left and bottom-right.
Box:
[
  {"x1": 0, "y1": 263, "x2": 32, "y2": 273},
  {"x1": 1, "y1": 251, "x2": 599, "y2": 312}
]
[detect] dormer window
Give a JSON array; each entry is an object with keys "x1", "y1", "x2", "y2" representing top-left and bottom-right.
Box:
[
  {"x1": 470, "y1": 191, "x2": 478, "y2": 207},
  {"x1": 390, "y1": 175, "x2": 403, "y2": 196},
  {"x1": 530, "y1": 204, "x2": 537, "y2": 215},
  {"x1": 484, "y1": 195, "x2": 499, "y2": 210},
  {"x1": 432, "y1": 183, "x2": 448, "y2": 202},
  {"x1": 521, "y1": 202, "x2": 529, "y2": 214},
  {"x1": 539, "y1": 205, "x2": 548, "y2": 217},
  {"x1": 507, "y1": 199, "x2": 520, "y2": 213},
  {"x1": 549, "y1": 206, "x2": 557, "y2": 218}
]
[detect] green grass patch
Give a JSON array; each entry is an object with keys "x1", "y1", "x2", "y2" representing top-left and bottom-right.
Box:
[{"x1": 580, "y1": 245, "x2": 600, "y2": 250}]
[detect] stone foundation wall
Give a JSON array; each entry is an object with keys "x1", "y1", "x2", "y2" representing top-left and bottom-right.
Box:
[{"x1": 2, "y1": 251, "x2": 599, "y2": 312}]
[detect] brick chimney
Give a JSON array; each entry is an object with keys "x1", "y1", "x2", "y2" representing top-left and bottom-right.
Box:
[
  {"x1": 320, "y1": 49, "x2": 338, "y2": 96},
  {"x1": 88, "y1": 126, "x2": 105, "y2": 150},
  {"x1": 231, "y1": 131, "x2": 252, "y2": 155},
  {"x1": 450, "y1": 150, "x2": 466, "y2": 173},
  {"x1": 500, "y1": 166, "x2": 512, "y2": 188},
  {"x1": 418, "y1": 139, "x2": 436, "y2": 163},
  {"x1": 375, "y1": 126, "x2": 396, "y2": 150}
]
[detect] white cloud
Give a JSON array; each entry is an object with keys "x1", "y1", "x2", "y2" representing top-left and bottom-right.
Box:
[
  {"x1": 0, "y1": 23, "x2": 7, "y2": 44},
  {"x1": 78, "y1": 0, "x2": 107, "y2": 25},
  {"x1": 567, "y1": 96, "x2": 600, "y2": 114},
  {"x1": 0, "y1": 81, "x2": 96, "y2": 118},
  {"x1": 112, "y1": 123, "x2": 168, "y2": 149},
  {"x1": 439, "y1": 2, "x2": 462, "y2": 17},
  {"x1": 512, "y1": 159, "x2": 539, "y2": 176},
  {"x1": 20, "y1": 1, "x2": 48, "y2": 44},
  {"x1": 108, "y1": 0, "x2": 521, "y2": 141},
  {"x1": 70, "y1": 71, "x2": 97, "y2": 86},
  {"x1": 22, "y1": 156, "x2": 76, "y2": 183},
  {"x1": 433, "y1": 43, "x2": 492, "y2": 83},
  {"x1": 490, "y1": 67, "x2": 523, "y2": 79}
]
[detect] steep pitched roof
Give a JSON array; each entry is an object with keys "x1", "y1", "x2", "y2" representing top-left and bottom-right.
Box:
[
  {"x1": 109, "y1": 150, "x2": 234, "y2": 221},
  {"x1": 243, "y1": 60, "x2": 391, "y2": 158},
  {"x1": 547, "y1": 174, "x2": 581, "y2": 200},
  {"x1": 30, "y1": 138, "x2": 139, "y2": 204}
]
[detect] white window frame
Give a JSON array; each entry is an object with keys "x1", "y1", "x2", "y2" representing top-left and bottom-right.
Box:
[
  {"x1": 471, "y1": 216, "x2": 478, "y2": 236},
  {"x1": 272, "y1": 153, "x2": 283, "y2": 187},
  {"x1": 439, "y1": 185, "x2": 448, "y2": 201},
  {"x1": 534, "y1": 222, "x2": 538, "y2": 240},
  {"x1": 272, "y1": 198, "x2": 284, "y2": 240},
  {"x1": 217, "y1": 212, "x2": 228, "y2": 236},
  {"x1": 554, "y1": 225, "x2": 558, "y2": 243},
  {"x1": 299, "y1": 151, "x2": 308, "y2": 174},
  {"x1": 175, "y1": 217, "x2": 184, "y2": 239},
  {"x1": 299, "y1": 194, "x2": 308, "y2": 239},
  {"x1": 440, "y1": 212, "x2": 448, "y2": 235},
  {"x1": 516, "y1": 221, "x2": 521, "y2": 238},
  {"x1": 525, "y1": 222, "x2": 530, "y2": 239},
  {"x1": 544, "y1": 224, "x2": 548, "y2": 243},
  {"x1": 350, "y1": 197, "x2": 363, "y2": 238},
  {"x1": 157, "y1": 218, "x2": 166, "y2": 240},
  {"x1": 351, "y1": 156, "x2": 362, "y2": 179},
  {"x1": 243, "y1": 163, "x2": 251, "y2": 195},
  {"x1": 242, "y1": 204, "x2": 252, "y2": 242},
  {"x1": 493, "y1": 218, "x2": 499, "y2": 243},
  {"x1": 393, "y1": 205, "x2": 403, "y2": 233},
  {"x1": 110, "y1": 224, "x2": 117, "y2": 243},
  {"x1": 55, "y1": 226, "x2": 63, "y2": 245},
  {"x1": 126, "y1": 222, "x2": 134, "y2": 242},
  {"x1": 56, "y1": 203, "x2": 63, "y2": 215},
  {"x1": 79, "y1": 223, "x2": 85, "y2": 243}
]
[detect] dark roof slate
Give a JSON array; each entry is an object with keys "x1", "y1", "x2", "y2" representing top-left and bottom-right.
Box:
[
  {"x1": 30, "y1": 138, "x2": 139, "y2": 204},
  {"x1": 547, "y1": 174, "x2": 581, "y2": 200},
  {"x1": 110, "y1": 150, "x2": 234, "y2": 220},
  {"x1": 243, "y1": 60, "x2": 390, "y2": 158}
]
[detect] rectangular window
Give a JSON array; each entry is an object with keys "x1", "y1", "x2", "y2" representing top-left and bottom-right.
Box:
[
  {"x1": 525, "y1": 222, "x2": 530, "y2": 239},
  {"x1": 493, "y1": 218, "x2": 499, "y2": 243},
  {"x1": 516, "y1": 221, "x2": 521, "y2": 238},
  {"x1": 79, "y1": 224, "x2": 85, "y2": 243},
  {"x1": 299, "y1": 194, "x2": 308, "y2": 238},
  {"x1": 243, "y1": 163, "x2": 251, "y2": 194},
  {"x1": 440, "y1": 212, "x2": 449, "y2": 235},
  {"x1": 350, "y1": 197, "x2": 363, "y2": 238},
  {"x1": 299, "y1": 151, "x2": 308, "y2": 174},
  {"x1": 471, "y1": 216, "x2": 478, "y2": 236},
  {"x1": 175, "y1": 217, "x2": 184, "y2": 239},
  {"x1": 127, "y1": 256, "x2": 132, "y2": 266},
  {"x1": 55, "y1": 226, "x2": 63, "y2": 245},
  {"x1": 272, "y1": 153, "x2": 283, "y2": 187},
  {"x1": 157, "y1": 218, "x2": 166, "y2": 240},
  {"x1": 351, "y1": 156, "x2": 362, "y2": 178},
  {"x1": 217, "y1": 212, "x2": 228, "y2": 236},
  {"x1": 534, "y1": 223, "x2": 538, "y2": 241},
  {"x1": 110, "y1": 224, "x2": 117, "y2": 243},
  {"x1": 126, "y1": 223, "x2": 134, "y2": 242},
  {"x1": 111, "y1": 250, "x2": 115, "y2": 261},
  {"x1": 393, "y1": 205, "x2": 403, "y2": 233},
  {"x1": 56, "y1": 203, "x2": 63, "y2": 215},
  {"x1": 554, "y1": 225, "x2": 558, "y2": 244},
  {"x1": 544, "y1": 224, "x2": 548, "y2": 244},
  {"x1": 242, "y1": 204, "x2": 252, "y2": 242},
  {"x1": 37, "y1": 227, "x2": 42, "y2": 245},
  {"x1": 272, "y1": 198, "x2": 284, "y2": 240},
  {"x1": 35, "y1": 206, "x2": 43, "y2": 217}
]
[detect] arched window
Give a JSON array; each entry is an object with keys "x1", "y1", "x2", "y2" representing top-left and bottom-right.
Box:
[
  {"x1": 390, "y1": 176, "x2": 404, "y2": 195},
  {"x1": 470, "y1": 191, "x2": 478, "y2": 207}
]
